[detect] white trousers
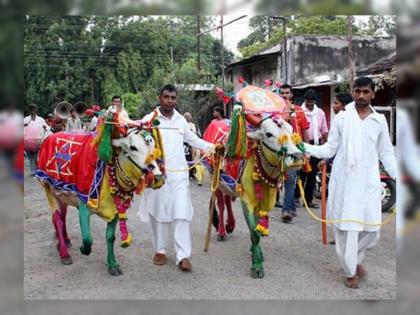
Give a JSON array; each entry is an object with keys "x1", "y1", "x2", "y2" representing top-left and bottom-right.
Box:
[
  {"x1": 333, "y1": 227, "x2": 380, "y2": 278},
  {"x1": 149, "y1": 214, "x2": 192, "y2": 264}
]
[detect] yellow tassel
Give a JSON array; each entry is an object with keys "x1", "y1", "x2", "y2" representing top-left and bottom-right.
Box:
[
  {"x1": 235, "y1": 183, "x2": 242, "y2": 192},
  {"x1": 119, "y1": 213, "x2": 127, "y2": 220},
  {"x1": 87, "y1": 198, "x2": 98, "y2": 209}
]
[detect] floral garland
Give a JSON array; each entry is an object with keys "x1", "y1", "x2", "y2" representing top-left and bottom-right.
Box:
[
  {"x1": 108, "y1": 157, "x2": 137, "y2": 247},
  {"x1": 252, "y1": 130, "x2": 306, "y2": 237}
]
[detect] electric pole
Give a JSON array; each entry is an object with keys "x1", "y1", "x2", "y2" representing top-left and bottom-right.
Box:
[{"x1": 197, "y1": 15, "x2": 201, "y2": 72}]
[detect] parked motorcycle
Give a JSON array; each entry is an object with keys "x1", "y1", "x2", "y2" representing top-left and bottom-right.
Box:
[{"x1": 314, "y1": 163, "x2": 396, "y2": 212}]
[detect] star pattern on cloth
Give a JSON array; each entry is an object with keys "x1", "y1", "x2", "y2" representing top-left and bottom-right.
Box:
[{"x1": 45, "y1": 137, "x2": 82, "y2": 177}]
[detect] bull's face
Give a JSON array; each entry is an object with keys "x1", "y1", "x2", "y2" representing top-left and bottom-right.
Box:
[
  {"x1": 112, "y1": 129, "x2": 164, "y2": 188},
  {"x1": 247, "y1": 117, "x2": 304, "y2": 170}
]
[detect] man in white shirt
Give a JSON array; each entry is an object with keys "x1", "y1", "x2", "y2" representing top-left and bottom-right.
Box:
[
  {"x1": 65, "y1": 108, "x2": 83, "y2": 132},
  {"x1": 137, "y1": 85, "x2": 215, "y2": 272},
  {"x1": 24, "y1": 104, "x2": 50, "y2": 176},
  {"x1": 88, "y1": 113, "x2": 99, "y2": 132},
  {"x1": 109, "y1": 95, "x2": 130, "y2": 124},
  {"x1": 300, "y1": 89, "x2": 329, "y2": 209},
  {"x1": 304, "y1": 77, "x2": 396, "y2": 289}
]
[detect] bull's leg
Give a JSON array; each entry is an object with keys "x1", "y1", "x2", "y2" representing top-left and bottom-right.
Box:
[
  {"x1": 215, "y1": 190, "x2": 226, "y2": 241},
  {"x1": 106, "y1": 215, "x2": 123, "y2": 276},
  {"x1": 59, "y1": 201, "x2": 71, "y2": 248},
  {"x1": 241, "y1": 200, "x2": 264, "y2": 279},
  {"x1": 225, "y1": 195, "x2": 235, "y2": 234},
  {"x1": 45, "y1": 188, "x2": 72, "y2": 265},
  {"x1": 78, "y1": 202, "x2": 92, "y2": 256}
]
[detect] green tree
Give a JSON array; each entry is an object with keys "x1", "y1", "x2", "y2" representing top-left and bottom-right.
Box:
[{"x1": 238, "y1": 15, "x2": 362, "y2": 58}]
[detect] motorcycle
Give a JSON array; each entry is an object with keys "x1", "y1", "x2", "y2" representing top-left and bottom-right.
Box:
[{"x1": 314, "y1": 163, "x2": 396, "y2": 213}]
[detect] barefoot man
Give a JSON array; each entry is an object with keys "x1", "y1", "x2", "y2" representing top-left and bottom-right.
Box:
[{"x1": 304, "y1": 77, "x2": 396, "y2": 288}]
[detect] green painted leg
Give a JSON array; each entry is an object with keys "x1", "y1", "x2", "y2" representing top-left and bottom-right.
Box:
[
  {"x1": 241, "y1": 201, "x2": 265, "y2": 279},
  {"x1": 106, "y1": 215, "x2": 123, "y2": 276},
  {"x1": 78, "y1": 202, "x2": 92, "y2": 256}
]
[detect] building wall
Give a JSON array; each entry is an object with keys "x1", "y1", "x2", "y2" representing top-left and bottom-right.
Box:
[
  {"x1": 227, "y1": 56, "x2": 278, "y2": 93},
  {"x1": 290, "y1": 35, "x2": 396, "y2": 85}
]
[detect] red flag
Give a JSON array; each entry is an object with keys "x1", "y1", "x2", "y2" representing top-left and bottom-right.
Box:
[{"x1": 264, "y1": 79, "x2": 273, "y2": 87}]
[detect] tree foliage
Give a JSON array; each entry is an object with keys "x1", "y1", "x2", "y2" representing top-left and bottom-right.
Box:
[{"x1": 24, "y1": 15, "x2": 233, "y2": 119}]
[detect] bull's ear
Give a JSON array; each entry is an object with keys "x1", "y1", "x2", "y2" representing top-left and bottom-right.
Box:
[{"x1": 247, "y1": 130, "x2": 262, "y2": 140}]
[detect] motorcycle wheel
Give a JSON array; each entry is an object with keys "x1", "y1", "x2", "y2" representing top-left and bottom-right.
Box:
[
  {"x1": 314, "y1": 172, "x2": 327, "y2": 199},
  {"x1": 381, "y1": 178, "x2": 396, "y2": 213},
  {"x1": 314, "y1": 177, "x2": 322, "y2": 199}
]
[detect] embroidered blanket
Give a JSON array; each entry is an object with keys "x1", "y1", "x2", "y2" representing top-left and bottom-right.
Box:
[{"x1": 36, "y1": 131, "x2": 104, "y2": 203}]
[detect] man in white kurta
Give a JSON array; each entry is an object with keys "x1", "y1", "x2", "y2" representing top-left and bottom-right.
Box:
[
  {"x1": 304, "y1": 77, "x2": 396, "y2": 288},
  {"x1": 137, "y1": 84, "x2": 214, "y2": 271},
  {"x1": 24, "y1": 104, "x2": 51, "y2": 175}
]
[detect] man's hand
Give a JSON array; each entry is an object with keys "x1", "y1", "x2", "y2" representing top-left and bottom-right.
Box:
[{"x1": 208, "y1": 143, "x2": 224, "y2": 155}]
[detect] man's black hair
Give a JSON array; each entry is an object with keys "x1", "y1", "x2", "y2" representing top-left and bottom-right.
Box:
[
  {"x1": 304, "y1": 89, "x2": 317, "y2": 100},
  {"x1": 353, "y1": 77, "x2": 375, "y2": 91},
  {"x1": 213, "y1": 105, "x2": 225, "y2": 118},
  {"x1": 280, "y1": 84, "x2": 293, "y2": 92},
  {"x1": 335, "y1": 92, "x2": 353, "y2": 106},
  {"x1": 160, "y1": 84, "x2": 177, "y2": 96},
  {"x1": 112, "y1": 95, "x2": 122, "y2": 101},
  {"x1": 28, "y1": 103, "x2": 38, "y2": 113}
]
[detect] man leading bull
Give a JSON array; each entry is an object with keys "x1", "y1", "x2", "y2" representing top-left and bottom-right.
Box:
[
  {"x1": 304, "y1": 77, "x2": 396, "y2": 289},
  {"x1": 137, "y1": 84, "x2": 218, "y2": 272}
]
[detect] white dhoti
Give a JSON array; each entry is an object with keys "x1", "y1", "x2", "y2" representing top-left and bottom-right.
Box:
[
  {"x1": 333, "y1": 227, "x2": 380, "y2": 277},
  {"x1": 149, "y1": 214, "x2": 192, "y2": 264}
]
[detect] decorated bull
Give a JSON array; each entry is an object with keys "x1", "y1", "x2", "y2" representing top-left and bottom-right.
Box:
[
  {"x1": 35, "y1": 111, "x2": 165, "y2": 276},
  {"x1": 209, "y1": 85, "x2": 306, "y2": 278}
]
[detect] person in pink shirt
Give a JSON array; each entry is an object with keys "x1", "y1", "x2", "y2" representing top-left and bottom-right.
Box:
[{"x1": 298, "y1": 89, "x2": 329, "y2": 209}]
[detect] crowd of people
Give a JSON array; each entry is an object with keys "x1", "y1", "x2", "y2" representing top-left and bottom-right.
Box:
[{"x1": 25, "y1": 78, "x2": 398, "y2": 289}]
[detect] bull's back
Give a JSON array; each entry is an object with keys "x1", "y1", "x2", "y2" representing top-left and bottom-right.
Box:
[{"x1": 37, "y1": 131, "x2": 99, "y2": 201}]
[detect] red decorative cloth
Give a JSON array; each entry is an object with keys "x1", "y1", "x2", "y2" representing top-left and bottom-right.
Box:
[
  {"x1": 37, "y1": 132, "x2": 99, "y2": 196},
  {"x1": 202, "y1": 119, "x2": 230, "y2": 144}
]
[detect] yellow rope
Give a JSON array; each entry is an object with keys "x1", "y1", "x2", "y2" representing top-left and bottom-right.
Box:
[
  {"x1": 297, "y1": 179, "x2": 396, "y2": 226},
  {"x1": 211, "y1": 153, "x2": 222, "y2": 192},
  {"x1": 165, "y1": 153, "x2": 210, "y2": 172}
]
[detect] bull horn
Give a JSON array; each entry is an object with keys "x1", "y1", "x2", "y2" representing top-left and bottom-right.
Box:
[
  {"x1": 55, "y1": 101, "x2": 72, "y2": 119},
  {"x1": 245, "y1": 113, "x2": 263, "y2": 127}
]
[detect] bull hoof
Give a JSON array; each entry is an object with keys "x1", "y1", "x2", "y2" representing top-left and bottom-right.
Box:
[
  {"x1": 250, "y1": 266, "x2": 265, "y2": 279},
  {"x1": 80, "y1": 245, "x2": 91, "y2": 256},
  {"x1": 109, "y1": 266, "x2": 123, "y2": 276},
  {"x1": 60, "y1": 256, "x2": 73, "y2": 265},
  {"x1": 226, "y1": 222, "x2": 235, "y2": 234},
  {"x1": 217, "y1": 234, "x2": 226, "y2": 241}
]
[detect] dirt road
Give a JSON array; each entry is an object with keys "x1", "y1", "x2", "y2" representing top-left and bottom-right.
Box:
[{"x1": 24, "y1": 162, "x2": 396, "y2": 299}]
